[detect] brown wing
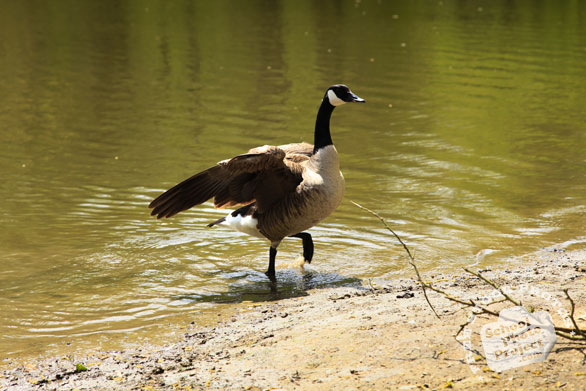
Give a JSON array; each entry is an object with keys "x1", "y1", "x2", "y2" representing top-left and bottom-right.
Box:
[{"x1": 149, "y1": 145, "x2": 304, "y2": 218}]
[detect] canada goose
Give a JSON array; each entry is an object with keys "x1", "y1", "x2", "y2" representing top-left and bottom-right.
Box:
[{"x1": 149, "y1": 84, "x2": 365, "y2": 282}]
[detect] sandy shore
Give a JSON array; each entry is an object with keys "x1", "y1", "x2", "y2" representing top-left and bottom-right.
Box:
[{"x1": 2, "y1": 247, "x2": 586, "y2": 391}]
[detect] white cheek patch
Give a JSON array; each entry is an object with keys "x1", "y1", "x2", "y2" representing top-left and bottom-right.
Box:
[{"x1": 327, "y1": 89, "x2": 346, "y2": 106}]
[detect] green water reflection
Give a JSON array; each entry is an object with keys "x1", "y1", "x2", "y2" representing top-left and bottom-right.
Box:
[{"x1": 0, "y1": 0, "x2": 584, "y2": 360}]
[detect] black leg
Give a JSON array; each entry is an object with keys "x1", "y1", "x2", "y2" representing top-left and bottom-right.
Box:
[
  {"x1": 265, "y1": 246, "x2": 277, "y2": 283},
  {"x1": 289, "y1": 232, "x2": 314, "y2": 263}
]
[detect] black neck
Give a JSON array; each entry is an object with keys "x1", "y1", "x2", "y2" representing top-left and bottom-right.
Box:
[{"x1": 313, "y1": 99, "x2": 335, "y2": 154}]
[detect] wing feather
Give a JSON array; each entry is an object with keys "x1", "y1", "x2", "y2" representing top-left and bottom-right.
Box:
[
  {"x1": 277, "y1": 142, "x2": 313, "y2": 156},
  {"x1": 149, "y1": 145, "x2": 305, "y2": 218}
]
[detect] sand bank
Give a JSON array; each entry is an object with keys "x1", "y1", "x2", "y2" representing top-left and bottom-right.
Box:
[{"x1": 2, "y1": 247, "x2": 585, "y2": 390}]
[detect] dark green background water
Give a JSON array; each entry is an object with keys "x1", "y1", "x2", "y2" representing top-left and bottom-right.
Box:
[{"x1": 1, "y1": 0, "x2": 585, "y2": 359}]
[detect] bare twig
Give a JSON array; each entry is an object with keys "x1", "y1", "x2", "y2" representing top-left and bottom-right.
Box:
[
  {"x1": 351, "y1": 201, "x2": 585, "y2": 343},
  {"x1": 351, "y1": 201, "x2": 440, "y2": 318},
  {"x1": 564, "y1": 289, "x2": 586, "y2": 338},
  {"x1": 460, "y1": 268, "x2": 584, "y2": 340},
  {"x1": 463, "y1": 267, "x2": 522, "y2": 307}
]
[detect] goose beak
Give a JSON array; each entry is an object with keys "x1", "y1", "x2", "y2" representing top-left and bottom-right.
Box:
[{"x1": 350, "y1": 93, "x2": 365, "y2": 103}]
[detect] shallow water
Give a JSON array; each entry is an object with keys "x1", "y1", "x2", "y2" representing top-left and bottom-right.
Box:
[{"x1": 1, "y1": 0, "x2": 585, "y2": 360}]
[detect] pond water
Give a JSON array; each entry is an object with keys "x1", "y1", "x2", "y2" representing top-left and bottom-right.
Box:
[{"x1": 1, "y1": 0, "x2": 585, "y2": 360}]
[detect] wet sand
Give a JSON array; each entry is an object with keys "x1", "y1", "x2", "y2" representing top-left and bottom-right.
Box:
[{"x1": 2, "y1": 247, "x2": 586, "y2": 390}]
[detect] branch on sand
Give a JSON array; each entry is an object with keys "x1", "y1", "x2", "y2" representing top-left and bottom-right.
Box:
[
  {"x1": 351, "y1": 201, "x2": 439, "y2": 319},
  {"x1": 351, "y1": 201, "x2": 585, "y2": 343}
]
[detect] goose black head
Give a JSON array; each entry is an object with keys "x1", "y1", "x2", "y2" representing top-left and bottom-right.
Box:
[{"x1": 325, "y1": 84, "x2": 365, "y2": 107}]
